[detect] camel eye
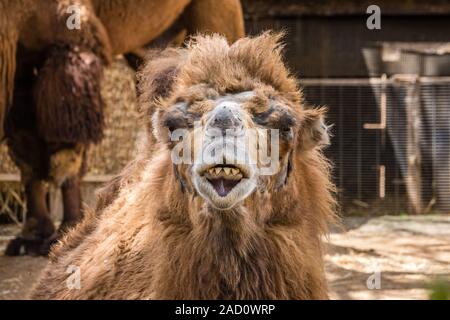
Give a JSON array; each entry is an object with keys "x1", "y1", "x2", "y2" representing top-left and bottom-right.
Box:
[
  {"x1": 163, "y1": 108, "x2": 194, "y2": 132},
  {"x1": 162, "y1": 102, "x2": 202, "y2": 132},
  {"x1": 253, "y1": 105, "x2": 296, "y2": 131},
  {"x1": 163, "y1": 114, "x2": 190, "y2": 133},
  {"x1": 280, "y1": 127, "x2": 294, "y2": 140}
]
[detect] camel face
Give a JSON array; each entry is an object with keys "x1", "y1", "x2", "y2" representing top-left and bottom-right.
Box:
[
  {"x1": 161, "y1": 88, "x2": 300, "y2": 210},
  {"x1": 145, "y1": 33, "x2": 330, "y2": 211},
  {"x1": 191, "y1": 92, "x2": 259, "y2": 210}
]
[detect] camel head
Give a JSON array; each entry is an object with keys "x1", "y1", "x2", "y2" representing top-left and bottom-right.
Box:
[{"x1": 139, "y1": 32, "x2": 330, "y2": 211}]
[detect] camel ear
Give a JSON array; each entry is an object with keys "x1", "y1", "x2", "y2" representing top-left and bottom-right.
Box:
[
  {"x1": 151, "y1": 108, "x2": 167, "y2": 143},
  {"x1": 298, "y1": 108, "x2": 330, "y2": 151},
  {"x1": 138, "y1": 49, "x2": 183, "y2": 142}
]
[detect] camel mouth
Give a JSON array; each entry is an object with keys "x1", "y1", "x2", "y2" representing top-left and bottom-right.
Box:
[
  {"x1": 205, "y1": 165, "x2": 243, "y2": 197},
  {"x1": 193, "y1": 163, "x2": 256, "y2": 209},
  {"x1": 201, "y1": 165, "x2": 247, "y2": 197}
]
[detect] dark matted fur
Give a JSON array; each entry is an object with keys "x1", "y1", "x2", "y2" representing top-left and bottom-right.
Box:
[{"x1": 34, "y1": 44, "x2": 104, "y2": 144}]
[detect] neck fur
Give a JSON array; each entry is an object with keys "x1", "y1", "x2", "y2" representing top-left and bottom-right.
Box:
[{"x1": 147, "y1": 148, "x2": 333, "y2": 299}]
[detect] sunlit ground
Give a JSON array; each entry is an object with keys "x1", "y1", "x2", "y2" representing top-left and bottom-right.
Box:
[
  {"x1": 326, "y1": 215, "x2": 450, "y2": 299},
  {"x1": 0, "y1": 215, "x2": 449, "y2": 300}
]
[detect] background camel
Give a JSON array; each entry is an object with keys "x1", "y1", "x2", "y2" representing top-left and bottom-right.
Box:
[
  {"x1": 32, "y1": 33, "x2": 337, "y2": 299},
  {"x1": 0, "y1": 0, "x2": 244, "y2": 255}
]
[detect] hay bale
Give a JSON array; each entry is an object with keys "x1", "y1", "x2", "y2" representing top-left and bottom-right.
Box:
[{"x1": 88, "y1": 56, "x2": 141, "y2": 175}]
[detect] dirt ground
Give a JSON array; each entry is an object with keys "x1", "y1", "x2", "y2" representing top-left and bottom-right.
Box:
[
  {"x1": 327, "y1": 215, "x2": 450, "y2": 299},
  {"x1": 0, "y1": 215, "x2": 449, "y2": 300}
]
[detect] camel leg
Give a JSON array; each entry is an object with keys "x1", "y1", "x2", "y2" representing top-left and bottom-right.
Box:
[
  {"x1": 60, "y1": 176, "x2": 83, "y2": 231},
  {"x1": 36, "y1": 176, "x2": 84, "y2": 255},
  {"x1": 5, "y1": 178, "x2": 55, "y2": 256}
]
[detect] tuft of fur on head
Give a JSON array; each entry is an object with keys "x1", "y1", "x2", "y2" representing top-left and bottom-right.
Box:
[
  {"x1": 33, "y1": 44, "x2": 105, "y2": 144},
  {"x1": 179, "y1": 31, "x2": 298, "y2": 95},
  {"x1": 138, "y1": 32, "x2": 302, "y2": 131}
]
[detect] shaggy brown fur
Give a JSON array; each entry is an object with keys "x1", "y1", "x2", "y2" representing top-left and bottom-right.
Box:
[{"x1": 32, "y1": 33, "x2": 336, "y2": 300}]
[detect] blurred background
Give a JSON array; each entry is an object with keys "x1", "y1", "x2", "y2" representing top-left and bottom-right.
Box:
[{"x1": 0, "y1": 0, "x2": 449, "y2": 300}]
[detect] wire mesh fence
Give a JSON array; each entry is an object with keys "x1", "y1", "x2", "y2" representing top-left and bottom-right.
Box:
[{"x1": 302, "y1": 77, "x2": 450, "y2": 214}]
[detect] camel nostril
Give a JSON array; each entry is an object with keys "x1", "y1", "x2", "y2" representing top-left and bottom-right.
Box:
[
  {"x1": 208, "y1": 105, "x2": 243, "y2": 134},
  {"x1": 214, "y1": 110, "x2": 233, "y2": 126}
]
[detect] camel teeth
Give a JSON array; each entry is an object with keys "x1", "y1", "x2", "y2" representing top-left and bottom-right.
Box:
[{"x1": 206, "y1": 167, "x2": 242, "y2": 176}]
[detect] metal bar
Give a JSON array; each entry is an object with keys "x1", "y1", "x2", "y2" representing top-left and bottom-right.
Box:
[
  {"x1": 364, "y1": 74, "x2": 387, "y2": 130},
  {"x1": 301, "y1": 78, "x2": 387, "y2": 86},
  {"x1": 404, "y1": 76, "x2": 423, "y2": 214},
  {"x1": 0, "y1": 174, "x2": 114, "y2": 183},
  {"x1": 301, "y1": 76, "x2": 450, "y2": 86},
  {"x1": 338, "y1": 86, "x2": 344, "y2": 207},
  {"x1": 379, "y1": 165, "x2": 386, "y2": 199},
  {"x1": 357, "y1": 86, "x2": 362, "y2": 200},
  {"x1": 0, "y1": 174, "x2": 20, "y2": 181}
]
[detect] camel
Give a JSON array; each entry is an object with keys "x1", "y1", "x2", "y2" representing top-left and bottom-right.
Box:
[
  {"x1": 0, "y1": 0, "x2": 244, "y2": 255},
  {"x1": 31, "y1": 33, "x2": 337, "y2": 299}
]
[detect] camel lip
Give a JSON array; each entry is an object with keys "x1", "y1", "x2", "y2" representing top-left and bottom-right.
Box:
[
  {"x1": 193, "y1": 173, "x2": 256, "y2": 209},
  {"x1": 192, "y1": 161, "x2": 257, "y2": 208}
]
